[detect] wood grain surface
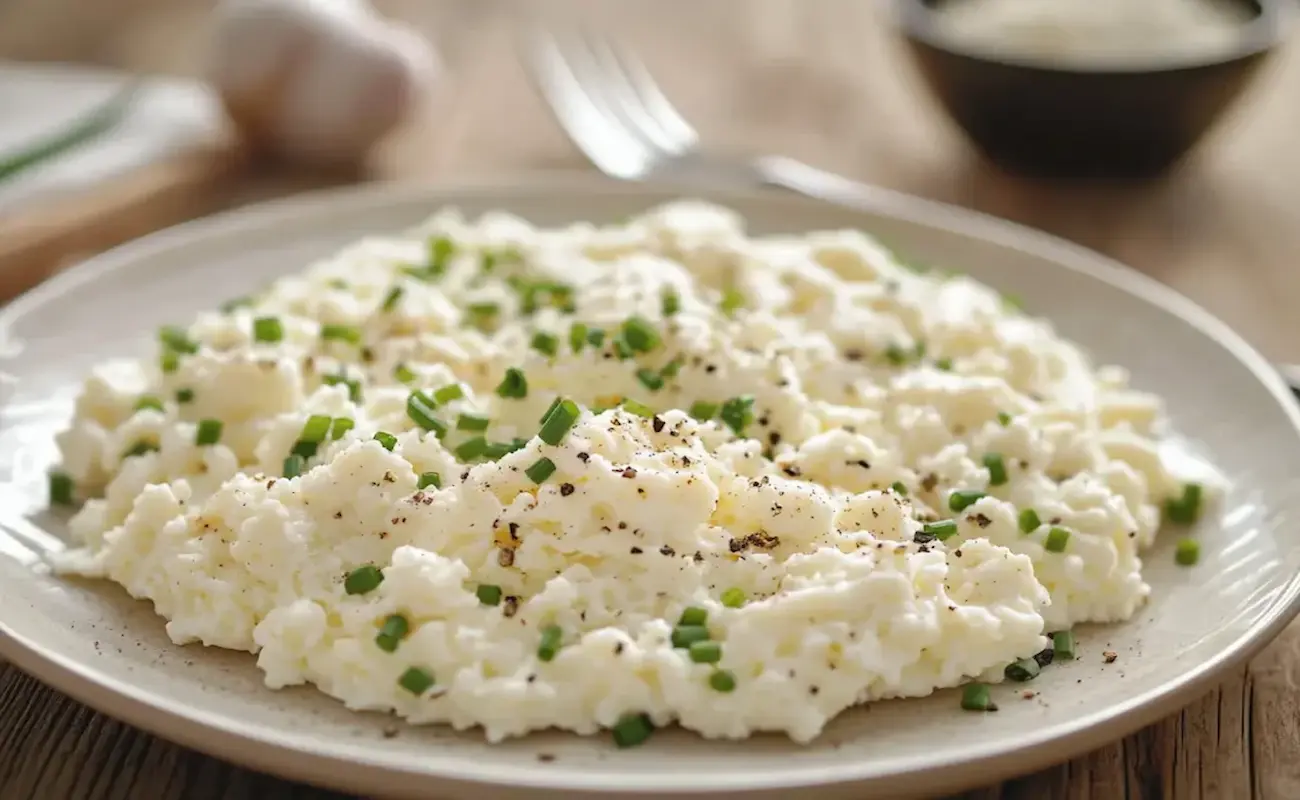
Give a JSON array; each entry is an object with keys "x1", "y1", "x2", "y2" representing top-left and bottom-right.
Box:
[{"x1": 2, "y1": 1, "x2": 1300, "y2": 798}]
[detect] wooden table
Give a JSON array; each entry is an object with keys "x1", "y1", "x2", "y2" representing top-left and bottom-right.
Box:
[{"x1": 2, "y1": 1, "x2": 1299, "y2": 797}]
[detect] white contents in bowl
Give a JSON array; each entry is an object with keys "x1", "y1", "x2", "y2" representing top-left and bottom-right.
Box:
[{"x1": 930, "y1": 0, "x2": 1258, "y2": 68}]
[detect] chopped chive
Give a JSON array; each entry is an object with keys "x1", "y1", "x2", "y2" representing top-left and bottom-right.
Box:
[
  {"x1": 689, "y1": 640, "x2": 722, "y2": 664},
  {"x1": 406, "y1": 391, "x2": 442, "y2": 431},
  {"x1": 398, "y1": 666, "x2": 436, "y2": 695},
  {"x1": 1052, "y1": 631, "x2": 1076, "y2": 660},
  {"x1": 300, "y1": 414, "x2": 333, "y2": 443},
  {"x1": 466, "y1": 301, "x2": 499, "y2": 318},
  {"x1": 719, "y1": 395, "x2": 755, "y2": 436},
  {"x1": 484, "y1": 438, "x2": 529, "y2": 459},
  {"x1": 890, "y1": 481, "x2": 908, "y2": 496},
  {"x1": 613, "y1": 339, "x2": 633, "y2": 360},
  {"x1": 455, "y1": 436, "x2": 489, "y2": 461},
  {"x1": 252, "y1": 316, "x2": 283, "y2": 343},
  {"x1": 961, "y1": 683, "x2": 996, "y2": 711},
  {"x1": 321, "y1": 374, "x2": 362, "y2": 404},
  {"x1": 531, "y1": 331, "x2": 560, "y2": 357},
  {"x1": 884, "y1": 344, "x2": 908, "y2": 365},
  {"x1": 621, "y1": 399, "x2": 655, "y2": 418},
  {"x1": 122, "y1": 440, "x2": 159, "y2": 459},
  {"x1": 433, "y1": 383, "x2": 465, "y2": 404},
  {"x1": 922, "y1": 519, "x2": 958, "y2": 541},
  {"x1": 175, "y1": 388, "x2": 194, "y2": 404},
  {"x1": 1045, "y1": 526, "x2": 1071, "y2": 553},
  {"x1": 935, "y1": 357, "x2": 953, "y2": 371},
  {"x1": 417, "y1": 471, "x2": 441, "y2": 490},
  {"x1": 330, "y1": 417, "x2": 355, "y2": 439},
  {"x1": 997, "y1": 411, "x2": 1012, "y2": 426},
  {"x1": 328, "y1": 278, "x2": 348, "y2": 290},
  {"x1": 539, "y1": 399, "x2": 580, "y2": 446},
  {"x1": 195, "y1": 419, "x2": 223, "y2": 446},
  {"x1": 720, "y1": 287, "x2": 745, "y2": 316},
  {"x1": 526, "y1": 457, "x2": 557, "y2": 484},
  {"x1": 620, "y1": 316, "x2": 661, "y2": 353},
  {"x1": 689, "y1": 401, "x2": 718, "y2": 421},
  {"x1": 1175, "y1": 538, "x2": 1200, "y2": 566},
  {"x1": 477, "y1": 584, "x2": 503, "y2": 606},
  {"x1": 160, "y1": 350, "x2": 180, "y2": 374},
  {"x1": 948, "y1": 490, "x2": 985, "y2": 512},
  {"x1": 375, "y1": 614, "x2": 409, "y2": 652},
  {"x1": 678, "y1": 606, "x2": 708, "y2": 626},
  {"x1": 320, "y1": 324, "x2": 362, "y2": 344},
  {"x1": 539, "y1": 396, "x2": 563, "y2": 424},
  {"x1": 537, "y1": 624, "x2": 564, "y2": 661},
  {"x1": 496, "y1": 368, "x2": 528, "y2": 399},
  {"x1": 48, "y1": 472, "x2": 74, "y2": 506},
  {"x1": 1003, "y1": 292, "x2": 1024, "y2": 311},
  {"x1": 373, "y1": 431, "x2": 398, "y2": 451},
  {"x1": 457, "y1": 413, "x2": 490, "y2": 432},
  {"x1": 611, "y1": 712, "x2": 654, "y2": 748},
  {"x1": 134, "y1": 395, "x2": 164, "y2": 413},
  {"x1": 720, "y1": 588, "x2": 747, "y2": 608},
  {"x1": 983, "y1": 453, "x2": 1008, "y2": 486},
  {"x1": 636, "y1": 368, "x2": 664, "y2": 392},
  {"x1": 381, "y1": 285, "x2": 404, "y2": 312},
  {"x1": 709, "y1": 670, "x2": 737, "y2": 693},
  {"x1": 670, "y1": 625, "x2": 710, "y2": 649},
  {"x1": 159, "y1": 325, "x2": 199, "y2": 354},
  {"x1": 1018, "y1": 508, "x2": 1041, "y2": 533},
  {"x1": 662, "y1": 288, "x2": 681, "y2": 317},
  {"x1": 344, "y1": 564, "x2": 383, "y2": 595},
  {"x1": 220, "y1": 295, "x2": 252, "y2": 313},
  {"x1": 569, "y1": 322, "x2": 589, "y2": 353},
  {"x1": 282, "y1": 454, "x2": 305, "y2": 478},
  {"x1": 1164, "y1": 483, "x2": 1203, "y2": 525},
  {"x1": 393, "y1": 363, "x2": 417, "y2": 384},
  {"x1": 1004, "y1": 658, "x2": 1041, "y2": 682},
  {"x1": 427, "y1": 236, "x2": 455, "y2": 276},
  {"x1": 659, "y1": 357, "x2": 683, "y2": 380},
  {"x1": 292, "y1": 439, "x2": 319, "y2": 460},
  {"x1": 586, "y1": 328, "x2": 606, "y2": 347}
]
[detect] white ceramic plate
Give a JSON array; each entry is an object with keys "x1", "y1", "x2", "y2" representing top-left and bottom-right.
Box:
[{"x1": 1, "y1": 177, "x2": 1298, "y2": 800}]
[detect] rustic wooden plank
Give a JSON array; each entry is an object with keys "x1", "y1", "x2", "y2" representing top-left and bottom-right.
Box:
[{"x1": 1250, "y1": 620, "x2": 1300, "y2": 799}]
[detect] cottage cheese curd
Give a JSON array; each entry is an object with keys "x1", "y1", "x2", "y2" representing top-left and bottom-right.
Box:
[{"x1": 49, "y1": 202, "x2": 1200, "y2": 743}]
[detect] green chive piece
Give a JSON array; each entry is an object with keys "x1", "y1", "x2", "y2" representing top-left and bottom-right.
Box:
[
  {"x1": 417, "y1": 471, "x2": 441, "y2": 490},
  {"x1": 393, "y1": 363, "x2": 417, "y2": 384},
  {"x1": 537, "y1": 624, "x2": 564, "y2": 661},
  {"x1": 613, "y1": 339, "x2": 633, "y2": 360},
  {"x1": 621, "y1": 399, "x2": 655, "y2": 419},
  {"x1": 720, "y1": 287, "x2": 745, "y2": 316},
  {"x1": 890, "y1": 481, "x2": 908, "y2": 496},
  {"x1": 375, "y1": 614, "x2": 409, "y2": 652},
  {"x1": 282, "y1": 454, "x2": 305, "y2": 478},
  {"x1": 709, "y1": 670, "x2": 737, "y2": 693},
  {"x1": 922, "y1": 519, "x2": 958, "y2": 541},
  {"x1": 961, "y1": 683, "x2": 997, "y2": 711},
  {"x1": 483, "y1": 440, "x2": 526, "y2": 459},
  {"x1": 344, "y1": 565, "x2": 383, "y2": 595},
  {"x1": 175, "y1": 388, "x2": 194, "y2": 404},
  {"x1": 636, "y1": 368, "x2": 664, "y2": 392},
  {"x1": 48, "y1": 472, "x2": 74, "y2": 506},
  {"x1": 467, "y1": 301, "x2": 499, "y2": 318},
  {"x1": 884, "y1": 344, "x2": 909, "y2": 366},
  {"x1": 586, "y1": 328, "x2": 606, "y2": 347},
  {"x1": 539, "y1": 396, "x2": 563, "y2": 424},
  {"x1": 195, "y1": 419, "x2": 223, "y2": 446},
  {"x1": 526, "y1": 457, "x2": 557, "y2": 484},
  {"x1": 457, "y1": 413, "x2": 490, "y2": 432},
  {"x1": 427, "y1": 236, "x2": 455, "y2": 276},
  {"x1": 935, "y1": 357, "x2": 953, "y2": 371},
  {"x1": 381, "y1": 285, "x2": 404, "y2": 312},
  {"x1": 300, "y1": 414, "x2": 333, "y2": 443},
  {"x1": 477, "y1": 584, "x2": 503, "y2": 606},
  {"x1": 948, "y1": 490, "x2": 985, "y2": 512},
  {"x1": 329, "y1": 417, "x2": 355, "y2": 440},
  {"x1": 433, "y1": 383, "x2": 466, "y2": 404},
  {"x1": 671, "y1": 625, "x2": 710, "y2": 649},
  {"x1": 659, "y1": 357, "x2": 683, "y2": 380},
  {"x1": 611, "y1": 712, "x2": 654, "y2": 748},
  {"x1": 1045, "y1": 526, "x2": 1071, "y2": 553},
  {"x1": 123, "y1": 440, "x2": 159, "y2": 459},
  {"x1": 719, "y1": 395, "x2": 755, "y2": 436},
  {"x1": 220, "y1": 295, "x2": 252, "y2": 313},
  {"x1": 406, "y1": 391, "x2": 442, "y2": 431},
  {"x1": 620, "y1": 315, "x2": 661, "y2": 353},
  {"x1": 496, "y1": 368, "x2": 528, "y2": 399},
  {"x1": 662, "y1": 288, "x2": 681, "y2": 317},
  {"x1": 398, "y1": 666, "x2": 436, "y2": 695},
  {"x1": 538, "y1": 399, "x2": 580, "y2": 446},
  {"x1": 320, "y1": 324, "x2": 362, "y2": 344},
  {"x1": 1052, "y1": 631, "x2": 1076, "y2": 660},
  {"x1": 322, "y1": 374, "x2": 362, "y2": 404},
  {"x1": 720, "y1": 588, "x2": 747, "y2": 608},
  {"x1": 689, "y1": 401, "x2": 719, "y2": 421},
  {"x1": 1004, "y1": 658, "x2": 1041, "y2": 682},
  {"x1": 996, "y1": 411, "x2": 1012, "y2": 426},
  {"x1": 531, "y1": 331, "x2": 560, "y2": 357},
  {"x1": 689, "y1": 640, "x2": 722, "y2": 664},
  {"x1": 678, "y1": 606, "x2": 708, "y2": 626},
  {"x1": 134, "y1": 395, "x2": 164, "y2": 413},
  {"x1": 252, "y1": 317, "x2": 283, "y2": 343},
  {"x1": 1018, "y1": 508, "x2": 1042, "y2": 534},
  {"x1": 292, "y1": 439, "x2": 320, "y2": 460},
  {"x1": 1175, "y1": 538, "x2": 1200, "y2": 566},
  {"x1": 569, "y1": 322, "x2": 589, "y2": 353},
  {"x1": 1164, "y1": 483, "x2": 1203, "y2": 525},
  {"x1": 160, "y1": 350, "x2": 180, "y2": 374},
  {"x1": 374, "y1": 432, "x2": 398, "y2": 451},
  {"x1": 456, "y1": 436, "x2": 489, "y2": 461},
  {"x1": 983, "y1": 452, "x2": 1008, "y2": 486},
  {"x1": 159, "y1": 325, "x2": 199, "y2": 354}
]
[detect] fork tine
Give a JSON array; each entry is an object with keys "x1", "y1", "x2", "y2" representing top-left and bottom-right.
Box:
[
  {"x1": 573, "y1": 30, "x2": 691, "y2": 156},
  {"x1": 590, "y1": 34, "x2": 700, "y2": 153}
]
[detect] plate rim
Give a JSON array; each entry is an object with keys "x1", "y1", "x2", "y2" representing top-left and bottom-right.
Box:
[{"x1": 2, "y1": 172, "x2": 1298, "y2": 798}]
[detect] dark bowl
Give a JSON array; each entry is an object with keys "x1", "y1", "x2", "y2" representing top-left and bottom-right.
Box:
[{"x1": 893, "y1": 0, "x2": 1290, "y2": 179}]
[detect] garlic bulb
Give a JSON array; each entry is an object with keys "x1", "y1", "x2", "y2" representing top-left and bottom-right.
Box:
[{"x1": 208, "y1": 0, "x2": 439, "y2": 166}]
